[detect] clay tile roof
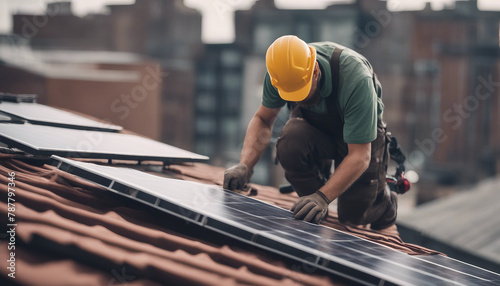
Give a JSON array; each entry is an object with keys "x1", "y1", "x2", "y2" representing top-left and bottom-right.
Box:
[{"x1": 0, "y1": 154, "x2": 439, "y2": 285}]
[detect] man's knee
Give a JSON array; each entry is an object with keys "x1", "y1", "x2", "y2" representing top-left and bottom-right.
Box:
[
  {"x1": 338, "y1": 204, "x2": 368, "y2": 226},
  {"x1": 338, "y1": 214, "x2": 361, "y2": 226},
  {"x1": 337, "y1": 183, "x2": 378, "y2": 225},
  {"x1": 276, "y1": 118, "x2": 313, "y2": 169},
  {"x1": 278, "y1": 118, "x2": 312, "y2": 146}
]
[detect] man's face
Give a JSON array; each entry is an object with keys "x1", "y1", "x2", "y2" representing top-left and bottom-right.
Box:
[{"x1": 298, "y1": 62, "x2": 321, "y2": 107}]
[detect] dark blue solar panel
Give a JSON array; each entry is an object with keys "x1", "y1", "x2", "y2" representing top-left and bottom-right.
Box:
[
  {"x1": 0, "y1": 102, "x2": 122, "y2": 132},
  {"x1": 0, "y1": 123, "x2": 208, "y2": 163},
  {"x1": 415, "y1": 254, "x2": 500, "y2": 283},
  {"x1": 51, "y1": 156, "x2": 500, "y2": 286},
  {"x1": 0, "y1": 93, "x2": 37, "y2": 103}
]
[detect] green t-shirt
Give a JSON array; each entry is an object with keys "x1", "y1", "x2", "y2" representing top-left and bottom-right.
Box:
[{"x1": 262, "y1": 42, "x2": 384, "y2": 144}]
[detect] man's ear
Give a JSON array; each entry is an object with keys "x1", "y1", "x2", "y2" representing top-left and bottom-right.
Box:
[{"x1": 314, "y1": 61, "x2": 320, "y2": 75}]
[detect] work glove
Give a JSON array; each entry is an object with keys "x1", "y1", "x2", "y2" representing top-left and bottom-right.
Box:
[
  {"x1": 223, "y1": 163, "x2": 251, "y2": 191},
  {"x1": 291, "y1": 191, "x2": 331, "y2": 224}
]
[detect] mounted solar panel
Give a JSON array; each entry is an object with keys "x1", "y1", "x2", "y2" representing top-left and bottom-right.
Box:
[
  {"x1": 0, "y1": 124, "x2": 208, "y2": 163},
  {"x1": 415, "y1": 254, "x2": 500, "y2": 282},
  {"x1": 51, "y1": 156, "x2": 500, "y2": 286},
  {"x1": 0, "y1": 93, "x2": 37, "y2": 103},
  {"x1": 0, "y1": 101, "x2": 122, "y2": 132},
  {"x1": 0, "y1": 113, "x2": 12, "y2": 122}
]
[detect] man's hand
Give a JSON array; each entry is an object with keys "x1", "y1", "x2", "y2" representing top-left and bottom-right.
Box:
[
  {"x1": 223, "y1": 164, "x2": 251, "y2": 190},
  {"x1": 291, "y1": 191, "x2": 331, "y2": 224}
]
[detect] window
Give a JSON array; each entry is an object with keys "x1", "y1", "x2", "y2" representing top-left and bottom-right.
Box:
[
  {"x1": 221, "y1": 118, "x2": 240, "y2": 149},
  {"x1": 195, "y1": 139, "x2": 215, "y2": 157},
  {"x1": 195, "y1": 117, "x2": 217, "y2": 135},
  {"x1": 196, "y1": 92, "x2": 216, "y2": 112},
  {"x1": 253, "y1": 23, "x2": 290, "y2": 54},
  {"x1": 221, "y1": 50, "x2": 240, "y2": 68},
  {"x1": 222, "y1": 72, "x2": 241, "y2": 92},
  {"x1": 198, "y1": 68, "x2": 216, "y2": 89}
]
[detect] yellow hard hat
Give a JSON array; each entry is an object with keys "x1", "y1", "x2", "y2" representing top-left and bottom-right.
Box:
[{"x1": 265, "y1": 35, "x2": 317, "y2": 102}]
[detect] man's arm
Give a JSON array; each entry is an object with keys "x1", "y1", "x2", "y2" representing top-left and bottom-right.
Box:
[
  {"x1": 224, "y1": 105, "x2": 280, "y2": 190},
  {"x1": 240, "y1": 105, "x2": 280, "y2": 171},
  {"x1": 319, "y1": 142, "x2": 371, "y2": 201},
  {"x1": 291, "y1": 142, "x2": 371, "y2": 223}
]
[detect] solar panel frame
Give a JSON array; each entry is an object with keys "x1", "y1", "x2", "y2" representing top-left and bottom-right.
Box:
[
  {"x1": 51, "y1": 156, "x2": 500, "y2": 286},
  {"x1": 415, "y1": 254, "x2": 500, "y2": 283},
  {"x1": 0, "y1": 113, "x2": 13, "y2": 122},
  {"x1": 0, "y1": 93, "x2": 38, "y2": 103},
  {"x1": 0, "y1": 102, "x2": 122, "y2": 132},
  {"x1": 0, "y1": 123, "x2": 209, "y2": 163}
]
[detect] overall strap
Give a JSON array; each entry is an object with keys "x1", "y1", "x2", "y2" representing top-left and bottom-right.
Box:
[{"x1": 327, "y1": 47, "x2": 344, "y2": 123}]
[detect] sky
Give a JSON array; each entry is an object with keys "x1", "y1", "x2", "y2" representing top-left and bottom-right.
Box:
[{"x1": 1, "y1": 0, "x2": 500, "y2": 43}]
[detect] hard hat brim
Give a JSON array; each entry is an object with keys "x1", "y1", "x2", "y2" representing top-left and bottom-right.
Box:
[{"x1": 277, "y1": 46, "x2": 317, "y2": 102}]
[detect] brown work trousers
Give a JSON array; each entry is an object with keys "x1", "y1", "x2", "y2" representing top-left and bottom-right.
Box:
[{"x1": 276, "y1": 118, "x2": 397, "y2": 229}]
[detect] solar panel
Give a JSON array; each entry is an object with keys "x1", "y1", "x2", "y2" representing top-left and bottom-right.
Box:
[
  {"x1": 0, "y1": 102, "x2": 122, "y2": 132},
  {"x1": 0, "y1": 124, "x2": 208, "y2": 163},
  {"x1": 0, "y1": 93, "x2": 37, "y2": 103},
  {"x1": 0, "y1": 113, "x2": 12, "y2": 121},
  {"x1": 415, "y1": 255, "x2": 500, "y2": 283},
  {"x1": 51, "y1": 156, "x2": 500, "y2": 286}
]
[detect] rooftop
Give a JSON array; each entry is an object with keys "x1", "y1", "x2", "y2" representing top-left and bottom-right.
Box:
[{"x1": 398, "y1": 177, "x2": 500, "y2": 270}]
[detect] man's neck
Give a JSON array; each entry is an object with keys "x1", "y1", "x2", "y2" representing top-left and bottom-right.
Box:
[{"x1": 318, "y1": 65, "x2": 324, "y2": 90}]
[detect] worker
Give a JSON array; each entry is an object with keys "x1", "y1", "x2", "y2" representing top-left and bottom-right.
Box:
[{"x1": 223, "y1": 35, "x2": 397, "y2": 229}]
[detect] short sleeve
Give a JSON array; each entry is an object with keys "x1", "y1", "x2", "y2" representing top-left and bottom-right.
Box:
[
  {"x1": 342, "y1": 77, "x2": 377, "y2": 144},
  {"x1": 262, "y1": 72, "x2": 286, "y2": 109}
]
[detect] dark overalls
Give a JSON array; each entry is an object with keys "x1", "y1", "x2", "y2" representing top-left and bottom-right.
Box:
[{"x1": 275, "y1": 48, "x2": 397, "y2": 229}]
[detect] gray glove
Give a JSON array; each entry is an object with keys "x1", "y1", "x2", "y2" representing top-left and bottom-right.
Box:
[
  {"x1": 291, "y1": 191, "x2": 331, "y2": 224},
  {"x1": 223, "y1": 163, "x2": 251, "y2": 191}
]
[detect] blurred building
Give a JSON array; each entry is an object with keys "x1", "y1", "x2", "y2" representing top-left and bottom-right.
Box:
[
  {"x1": 107, "y1": 0, "x2": 203, "y2": 150},
  {"x1": 12, "y1": 0, "x2": 202, "y2": 56},
  {"x1": 0, "y1": 35, "x2": 162, "y2": 140},
  {"x1": 11, "y1": 0, "x2": 202, "y2": 150},
  {"x1": 408, "y1": 2, "x2": 500, "y2": 187},
  {"x1": 194, "y1": 44, "x2": 243, "y2": 166},
  {"x1": 235, "y1": 0, "x2": 360, "y2": 54},
  {"x1": 360, "y1": 1, "x2": 500, "y2": 201}
]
